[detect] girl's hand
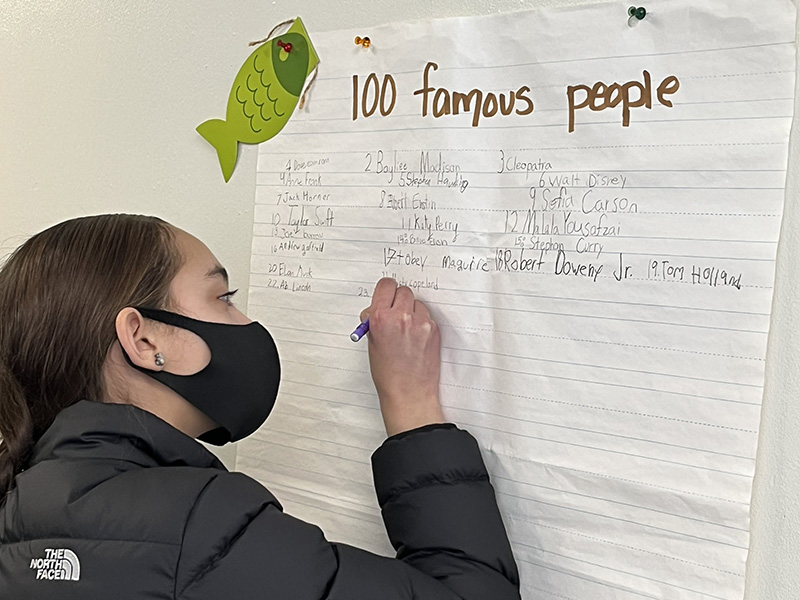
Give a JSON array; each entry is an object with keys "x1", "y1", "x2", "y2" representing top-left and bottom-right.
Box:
[{"x1": 361, "y1": 278, "x2": 445, "y2": 436}]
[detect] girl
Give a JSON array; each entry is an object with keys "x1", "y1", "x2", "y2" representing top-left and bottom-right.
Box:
[{"x1": 0, "y1": 214, "x2": 519, "y2": 599}]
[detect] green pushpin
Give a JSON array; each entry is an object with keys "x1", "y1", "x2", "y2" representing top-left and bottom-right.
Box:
[{"x1": 627, "y1": 6, "x2": 647, "y2": 26}]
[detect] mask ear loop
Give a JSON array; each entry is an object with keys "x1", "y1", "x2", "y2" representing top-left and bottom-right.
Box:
[{"x1": 248, "y1": 18, "x2": 320, "y2": 110}]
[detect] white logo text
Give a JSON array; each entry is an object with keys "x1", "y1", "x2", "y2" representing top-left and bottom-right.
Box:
[{"x1": 29, "y1": 548, "x2": 80, "y2": 581}]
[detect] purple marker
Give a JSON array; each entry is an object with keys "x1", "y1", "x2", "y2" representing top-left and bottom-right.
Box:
[{"x1": 350, "y1": 318, "x2": 370, "y2": 342}]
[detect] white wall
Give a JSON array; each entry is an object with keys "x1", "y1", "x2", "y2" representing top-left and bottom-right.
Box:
[{"x1": 1, "y1": 1, "x2": 797, "y2": 598}]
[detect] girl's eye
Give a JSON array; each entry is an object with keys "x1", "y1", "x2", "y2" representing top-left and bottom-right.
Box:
[{"x1": 219, "y1": 289, "x2": 239, "y2": 305}]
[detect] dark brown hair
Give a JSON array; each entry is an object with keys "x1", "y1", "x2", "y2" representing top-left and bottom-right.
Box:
[{"x1": 0, "y1": 214, "x2": 181, "y2": 497}]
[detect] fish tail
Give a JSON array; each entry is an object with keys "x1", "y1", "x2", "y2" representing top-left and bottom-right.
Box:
[{"x1": 196, "y1": 119, "x2": 238, "y2": 182}]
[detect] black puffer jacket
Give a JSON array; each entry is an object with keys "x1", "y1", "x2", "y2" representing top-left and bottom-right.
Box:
[{"x1": 0, "y1": 401, "x2": 520, "y2": 599}]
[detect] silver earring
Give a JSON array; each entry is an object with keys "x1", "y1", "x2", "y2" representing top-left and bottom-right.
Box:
[{"x1": 154, "y1": 353, "x2": 165, "y2": 367}]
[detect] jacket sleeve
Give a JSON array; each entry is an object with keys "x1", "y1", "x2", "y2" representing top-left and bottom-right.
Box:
[{"x1": 175, "y1": 424, "x2": 521, "y2": 600}]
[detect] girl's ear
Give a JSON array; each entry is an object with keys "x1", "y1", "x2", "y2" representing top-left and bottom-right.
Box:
[{"x1": 115, "y1": 308, "x2": 164, "y2": 371}]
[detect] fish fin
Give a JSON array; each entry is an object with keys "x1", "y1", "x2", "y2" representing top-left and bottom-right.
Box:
[{"x1": 196, "y1": 118, "x2": 238, "y2": 182}]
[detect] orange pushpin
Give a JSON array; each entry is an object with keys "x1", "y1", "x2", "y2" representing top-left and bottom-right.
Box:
[{"x1": 354, "y1": 36, "x2": 371, "y2": 48}]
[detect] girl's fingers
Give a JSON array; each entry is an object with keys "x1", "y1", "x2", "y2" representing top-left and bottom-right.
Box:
[
  {"x1": 413, "y1": 299, "x2": 431, "y2": 318},
  {"x1": 370, "y1": 278, "x2": 398, "y2": 310},
  {"x1": 392, "y1": 286, "x2": 415, "y2": 312}
]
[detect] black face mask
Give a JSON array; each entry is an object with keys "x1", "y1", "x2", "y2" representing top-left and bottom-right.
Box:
[{"x1": 121, "y1": 307, "x2": 281, "y2": 445}]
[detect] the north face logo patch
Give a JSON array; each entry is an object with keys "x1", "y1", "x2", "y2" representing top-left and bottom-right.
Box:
[{"x1": 29, "y1": 548, "x2": 80, "y2": 581}]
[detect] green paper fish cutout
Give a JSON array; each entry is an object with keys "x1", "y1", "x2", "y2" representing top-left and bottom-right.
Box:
[{"x1": 197, "y1": 17, "x2": 320, "y2": 182}]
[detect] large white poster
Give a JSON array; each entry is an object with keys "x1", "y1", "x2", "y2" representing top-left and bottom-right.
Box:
[{"x1": 238, "y1": 2, "x2": 796, "y2": 598}]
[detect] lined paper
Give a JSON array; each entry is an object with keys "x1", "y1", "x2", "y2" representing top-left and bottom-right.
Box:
[{"x1": 237, "y1": 1, "x2": 796, "y2": 598}]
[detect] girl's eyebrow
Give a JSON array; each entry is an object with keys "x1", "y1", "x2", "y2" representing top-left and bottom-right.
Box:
[{"x1": 205, "y1": 265, "x2": 229, "y2": 285}]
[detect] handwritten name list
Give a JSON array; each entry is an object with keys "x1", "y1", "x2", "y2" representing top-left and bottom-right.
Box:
[{"x1": 238, "y1": 2, "x2": 796, "y2": 599}]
